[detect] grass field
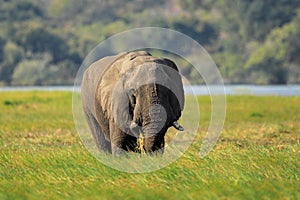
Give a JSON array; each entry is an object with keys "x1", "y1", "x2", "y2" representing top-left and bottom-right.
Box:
[{"x1": 0, "y1": 91, "x2": 299, "y2": 199}]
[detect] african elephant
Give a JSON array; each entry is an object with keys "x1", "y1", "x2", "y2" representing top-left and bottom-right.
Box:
[{"x1": 81, "y1": 51, "x2": 184, "y2": 155}]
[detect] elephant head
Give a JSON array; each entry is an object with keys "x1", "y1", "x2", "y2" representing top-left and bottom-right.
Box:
[{"x1": 111, "y1": 52, "x2": 184, "y2": 154}]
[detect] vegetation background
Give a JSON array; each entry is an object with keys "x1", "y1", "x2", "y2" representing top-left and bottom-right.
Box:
[
  {"x1": 0, "y1": 0, "x2": 300, "y2": 86},
  {"x1": 1, "y1": 1, "x2": 299, "y2": 199}
]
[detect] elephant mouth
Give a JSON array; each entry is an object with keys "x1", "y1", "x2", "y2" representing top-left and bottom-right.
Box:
[{"x1": 129, "y1": 120, "x2": 184, "y2": 138}]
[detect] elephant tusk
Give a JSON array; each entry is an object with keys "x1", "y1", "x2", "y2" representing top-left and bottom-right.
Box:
[
  {"x1": 130, "y1": 121, "x2": 141, "y2": 136},
  {"x1": 130, "y1": 121, "x2": 138, "y2": 129},
  {"x1": 172, "y1": 121, "x2": 184, "y2": 131}
]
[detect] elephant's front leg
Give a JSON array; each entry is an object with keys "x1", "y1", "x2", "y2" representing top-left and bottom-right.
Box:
[{"x1": 110, "y1": 121, "x2": 138, "y2": 155}]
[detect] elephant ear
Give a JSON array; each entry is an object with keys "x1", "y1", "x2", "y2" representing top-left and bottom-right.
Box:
[
  {"x1": 111, "y1": 77, "x2": 132, "y2": 132},
  {"x1": 163, "y1": 59, "x2": 184, "y2": 113}
]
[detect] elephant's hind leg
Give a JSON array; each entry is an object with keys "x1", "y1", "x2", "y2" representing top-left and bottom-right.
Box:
[{"x1": 85, "y1": 112, "x2": 111, "y2": 153}]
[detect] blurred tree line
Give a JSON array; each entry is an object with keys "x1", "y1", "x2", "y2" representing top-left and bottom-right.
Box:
[{"x1": 0, "y1": 0, "x2": 299, "y2": 85}]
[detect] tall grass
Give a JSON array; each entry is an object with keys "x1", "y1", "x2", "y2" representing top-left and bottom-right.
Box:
[{"x1": 0, "y1": 92, "x2": 299, "y2": 199}]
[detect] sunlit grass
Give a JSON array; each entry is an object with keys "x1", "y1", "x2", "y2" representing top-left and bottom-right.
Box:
[{"x1": 0, "y1": 92, "x2": 299, "y2": 199}]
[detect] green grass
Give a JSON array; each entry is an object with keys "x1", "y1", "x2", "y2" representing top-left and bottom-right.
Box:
[{"x1": 0, "y1": 92, "x2": 299, "y2": 199}]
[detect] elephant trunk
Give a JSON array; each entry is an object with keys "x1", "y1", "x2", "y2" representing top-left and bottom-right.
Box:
[
  {"x1": 141, "y1": 84, "x2": 167, "y2": 153},
  {"x1": 134, "y1": 83, "x2": 184, "y2": 154}
]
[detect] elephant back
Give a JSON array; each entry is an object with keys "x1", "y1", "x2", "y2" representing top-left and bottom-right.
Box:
[
  {"x1": 82, "y1": 52, "x2": 126, "y2": 116},
  {"x1": 96, "y1": 51, "x2": 151, "y2": 120}
]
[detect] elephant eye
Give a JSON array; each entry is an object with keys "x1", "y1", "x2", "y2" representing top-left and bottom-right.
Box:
[{"x1": 128, "y1": 89, "x2": 135, "y2": 96}]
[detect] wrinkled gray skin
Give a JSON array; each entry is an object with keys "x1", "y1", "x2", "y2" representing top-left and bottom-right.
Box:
[{"x1": 81, "y1": 51, "x2": 184, "y2": 155}]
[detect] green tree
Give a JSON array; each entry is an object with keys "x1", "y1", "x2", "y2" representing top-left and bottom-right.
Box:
[
  {"x1": 216, "y1": 0, "x2": 300, "y2": 84},
  {"x1": 0, "y1": 1, "x2": 45, "y2": 21},
  {"x1": 1, "y1": 0, "x2": 300, "y2": 85},
  {"x1": 0, "y1": 37, "x2": 5, "y2": 62},
  {"x1": 24, "y1": 28, "x2": 68, "y2": 63},
  {"x1": 245, "y1": 10, "x2": 300, "y2": 84},
  {"x1": 0, "y1": 41, "x2": 24, "y2": 84},
  {"x1": 12, "y1": 59, "x2": 44, "y2": 86}
]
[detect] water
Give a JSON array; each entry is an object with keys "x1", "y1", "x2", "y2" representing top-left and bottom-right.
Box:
[
  {"x1": 0, "y1": 85, "x2": 300, "y2": 96},
  {"x1": 184, "y1": 85, "x2": 300, "y2": 96},
  {"x1": 0, "y1": 86, "x2": 75, "y2": 92}
]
